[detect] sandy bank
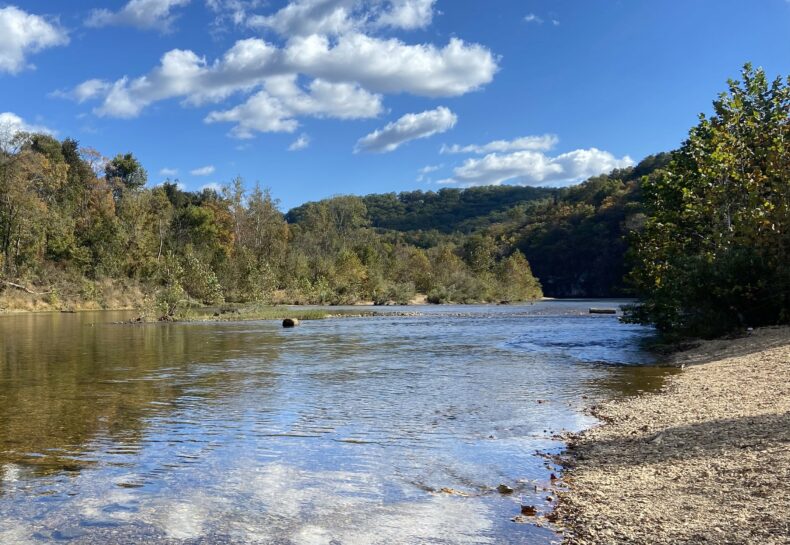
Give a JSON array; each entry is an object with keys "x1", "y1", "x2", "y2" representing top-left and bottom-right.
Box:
[{"x1": 556, "y1": 327, "x2": 790, "y2": 544}]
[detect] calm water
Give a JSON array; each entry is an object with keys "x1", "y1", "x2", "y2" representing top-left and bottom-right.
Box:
[{"x1": 0, "y1": 302, "x2": 671, "y2": 544}]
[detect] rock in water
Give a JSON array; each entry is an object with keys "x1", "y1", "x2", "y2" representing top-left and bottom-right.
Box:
[
  {"x1": 282, "y1": 318, "x2": 300, "y2": 328},
  {"x1": 497, "y1": 484, "x2": 514, "y2": 494}
]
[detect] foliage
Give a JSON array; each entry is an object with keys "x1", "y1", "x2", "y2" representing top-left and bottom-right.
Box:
[
  {"x1": 288, "y1": 186, "x2": 554, "y2": 233},
  {"x1": 0, "y1": 127, "x2": 546, "y2": 307},
  {"x1": 624, "y1": 65, "x2": 790, "y2": 337}
]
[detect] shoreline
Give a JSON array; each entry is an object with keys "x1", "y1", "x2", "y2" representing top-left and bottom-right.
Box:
[
  {"x1": 554, "y1": 326, "x2": 790, "y2": 544},
  {"x1": 0, "y1": 297, "x2": 569, "y2": 320}
]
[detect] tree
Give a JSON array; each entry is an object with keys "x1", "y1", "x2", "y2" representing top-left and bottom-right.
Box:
[
  {"x1": 105, "y1": 153, "x2": 147, "y2": 201},
  {"x1": 625, "y1": 65, "x2": 790, "y2": 337},
  {"x1": 496, "y1": 251, "x2": 542, "y2": 301}
]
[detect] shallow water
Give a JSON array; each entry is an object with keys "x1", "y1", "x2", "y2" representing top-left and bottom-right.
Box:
[{"x1": 0, "y1": 302, "x2": 671, "y2": 544}]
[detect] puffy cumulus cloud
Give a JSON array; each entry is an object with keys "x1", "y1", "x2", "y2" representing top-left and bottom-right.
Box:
[
  {"x1": 190, "y1": 165, "x2": 216, "y2": 176},
  {"x1": 441, "y1": 134, "x2": 559, "y2": 155},
  {"x1": 355, "y1": 106, "x2": 457, "y2": 153},
  {"x1": 441, "y1": 148, "x2": 634, "y2": 187},
  {"x1": 65, "y1": 0, "x2": 496, "y2": 138},
  {"x1": 372, "y1": 0, "x2": 436, "y2": 29},
  {"x1": 75, "y1": 33, "x2": 494, "y2": 119},
  {"x1": 285, "y1": 34, "x2": 495, "y2": 97},
  {"x1": 0, "y1": 112, "x2": 55, "y2": 136},
  {"x1": 247, "y1": 0, "x2": 357, "y2": 36},
  {"x1": 288, "y1": 133, "x2": 310, "y2": 151},
  {"x1": 86, "y1": 0, "x2": 191, "y2": 32},
  {"x1": 206, "y1": 76, "x2": 383, "y2": 137},
  {"x1": 0, "y1": 6, "x2": 68, "y2": 74},
  {"x1": 247, "y1": 0, "x2": 436, "y2": 36}
]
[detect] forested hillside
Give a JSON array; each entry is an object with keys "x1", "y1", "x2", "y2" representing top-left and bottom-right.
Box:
[
  {"x1": 4, "y1": 66, "x2": 784, "y2": 334},
  {"x1": 0, "y1": 126, "x2": 668, "y2": 313},
  {"x1": 0, "y1": 132, "x2": 542, "y2": 313},
  {"x1": 289, "y1": 186, "x2": 554, "y2": 233},
  {"x1": 288, "y1": 154, "x2": 669, "y2": 298}
]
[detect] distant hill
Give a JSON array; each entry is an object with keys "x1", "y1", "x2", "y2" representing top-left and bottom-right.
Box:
[
  {"x1": 287, "y1": 185, "x2": 555, "y2": 233},
  {"x1": 286, "y1": 153, "x2": 671, "y2": 298}
]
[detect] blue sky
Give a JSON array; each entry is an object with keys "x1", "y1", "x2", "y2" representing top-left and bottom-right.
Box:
[{"x1": 2, "y1": 0, "x2": 789, "y2": 210}]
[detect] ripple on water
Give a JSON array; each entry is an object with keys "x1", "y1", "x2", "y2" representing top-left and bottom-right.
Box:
[{"x1": 0, "y1": 303, "x2": 665, "y2": 544}]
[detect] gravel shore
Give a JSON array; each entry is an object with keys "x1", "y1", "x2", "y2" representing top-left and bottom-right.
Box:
[{"x1": 556, "y1": 327, "x2": 790, "y2": 545}]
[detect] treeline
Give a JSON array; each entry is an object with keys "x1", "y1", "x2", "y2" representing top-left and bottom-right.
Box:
[
  {"x1": 3, "y1": 64, "x2": 785, "y2": 336},
  {"x1": 486, "y1": 154, "x2": 669, "y2": 297},
  {"x1": 288, "y1": 185, "x2": 554, "y2": 233},
  {"x1": 0, "y1": 134, "x2": 542, "y2": 313},
  {"x1": 288, "y1": 154, "x2": 668, "y2": 298}
]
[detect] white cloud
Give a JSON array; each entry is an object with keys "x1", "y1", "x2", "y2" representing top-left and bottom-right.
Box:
[
  {"x1": 206, "y1": 76, "x2": 383, "y2": 137},
  {"x1": 355, "y1": 106, "x2": 457, "y2": 153},
  {"x1": 155, "y1": 179, "x2": 185, "y2": 190},
  {"x1": 61, "y1": 1, "x2": 495, "y2": 140},
  {"x1": 0, "y1": 6, "x2": 68, "y2": 74},
  {"x1": 73, "y1": 79, "x2": 112, "y2": 102},
  {"x1": 440, "y1": 148, "x2": 634, "y2": 187},
  {"x1": 524, "y1": 13, "x2": 559, "y2": 26},
  {"x1": 65, "y1": 0, "x2": 496, "y2": 130},
  {"x1": 190, "y1": 165, "x2": 216, "y2": 176},
  {"x1": 206, "y1": 0, "x2": 266, "y2": 29},
  {"x1": 441, "y1": 134, "x2": 559, "y2": 155},
  {"x1": 247, "y1": 0, "x2": 437, "y2": 36},
  {"x1": 288, "y1": 133, "x2": 310, "y2": 151},
  {"x1": 200, "y1": 182, "x2": 223, "y2": 192},
  {"x1": 417, "y1": 163, "x2": 441, "y2": 182},
  {"x1": 159, "y1": 167, "x2": 179, "y2": 176},
  {"x1": 371, "y1": 0, "x2": 436, "y2": 30},
  {"x1": 86, "y1": 0, "x2": 191, "y2": 32},
  {"x1": 285, "y1": 34, "x2": 496, "y2": 97},
  {"x1": 74, "y1": 33, "x2": 494, "y2": 121},
  {"x1": 0, "y1": 112, "x2": 55, "y2": 136},
  {"x1": 247, "y1": 0, "x2": 357, "y2": 36}
]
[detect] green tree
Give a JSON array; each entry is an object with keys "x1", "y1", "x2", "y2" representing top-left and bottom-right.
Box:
[
  {"x1": 105, "y1": 153, "x2": 147, "y2": 201},
  {"x1": 625, "y1": 65, "x2": 790, "y2": 337},
  {"x1": 496, "y1": 251, "x2": 542, "y2": 301}
]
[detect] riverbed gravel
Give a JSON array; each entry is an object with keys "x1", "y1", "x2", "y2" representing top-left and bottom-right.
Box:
[{"x1": 556, "y1": 326, "x2": 790, "y2": 545}]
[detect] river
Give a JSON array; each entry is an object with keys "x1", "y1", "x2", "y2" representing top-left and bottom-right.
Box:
[{"x1": 0, "y1": 301, "x2": 672, "y2": 544}]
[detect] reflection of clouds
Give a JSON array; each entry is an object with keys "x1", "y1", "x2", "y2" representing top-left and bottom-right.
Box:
[
  {"x1": 325, "y1": 494, "x2": 493, "y2": 545},
  {"x1": 53, "y1": 462, "x2": 492, "y2": 544},
  {"x1": 160, "y1": 502, "x2": 207, "y2": 539},
  {"x1": 217, "y1": 462, "x2": 494, "y2": 545},
  {"x1": 2, "y1": 463, "x2": 21, "y2": 484},
  {"x1": 0, "y1": 521, "x2": 32, "y2": 545}
]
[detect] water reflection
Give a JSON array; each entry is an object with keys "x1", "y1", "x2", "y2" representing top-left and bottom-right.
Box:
[{"x1": 0, "y1": 303, "x2": 670, "y2": 544}]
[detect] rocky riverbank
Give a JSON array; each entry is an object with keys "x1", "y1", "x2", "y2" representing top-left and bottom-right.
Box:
[{"x1": 556, "y1": 327, "x2": 790, "y2": 544}]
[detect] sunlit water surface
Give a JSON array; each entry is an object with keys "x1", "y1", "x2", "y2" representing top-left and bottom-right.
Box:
[{"x1": 0, "y1": 302, "x2": 672, "y2": 544}]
